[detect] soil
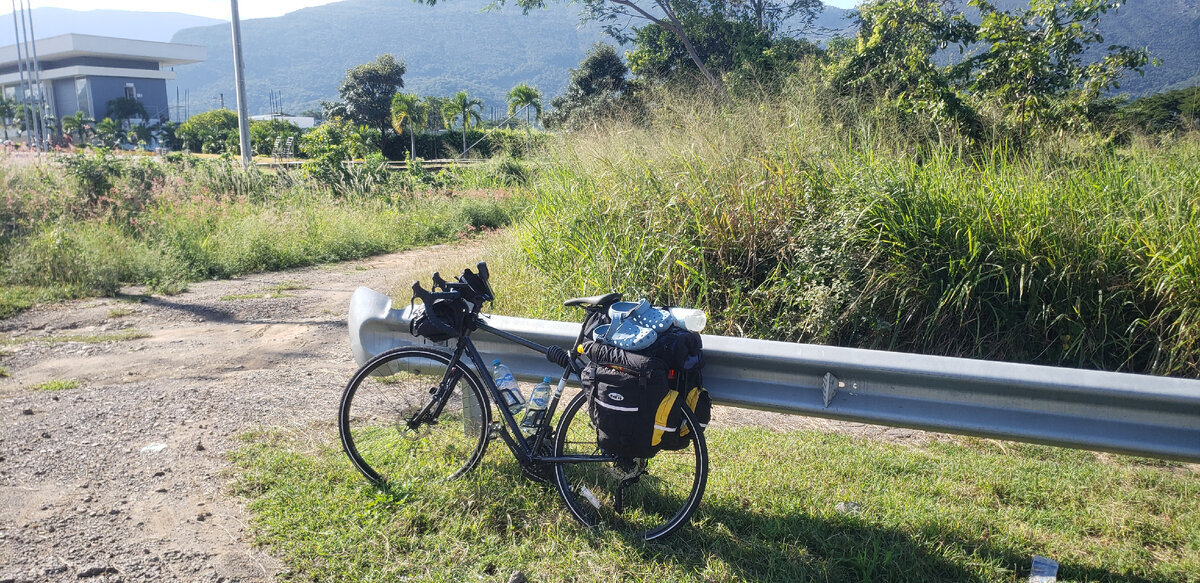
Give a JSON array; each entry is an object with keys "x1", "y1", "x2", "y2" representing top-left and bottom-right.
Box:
[{"x1": 0, "y1": 237, "x2": 944, "y2": 582}]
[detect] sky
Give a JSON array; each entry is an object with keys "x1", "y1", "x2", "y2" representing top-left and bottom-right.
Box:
[{"x1": 18, "y1": 0, "x2": 857, "y2": 20}]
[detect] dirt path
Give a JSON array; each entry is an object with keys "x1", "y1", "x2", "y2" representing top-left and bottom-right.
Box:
[
  {"x1": 0, "y1": 236, "x2": 943, "y2": 582},
  {"x1": 0, "y1": 240, "x2": 494, "y2": 582}
]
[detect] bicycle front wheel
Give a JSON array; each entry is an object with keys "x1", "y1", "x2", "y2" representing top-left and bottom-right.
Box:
[
  {"x1": 338, "y1": 346, "x2": 491, "y2": 487},
  {"x1": 553, "y1": 389, "x2": 708, "y2": 541}
]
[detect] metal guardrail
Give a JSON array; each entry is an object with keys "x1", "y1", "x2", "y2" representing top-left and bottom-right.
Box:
[{"x1": 348, "y1": 287, "x2": 1200, "y2": 463}]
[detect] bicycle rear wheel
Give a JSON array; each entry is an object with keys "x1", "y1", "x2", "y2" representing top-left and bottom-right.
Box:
[
  {"x1": 552, "y1": 389, "x2": 708, "y2": 541},
  {"x1": 338, "y1": 346, "x2": 491, "y2": 487}
]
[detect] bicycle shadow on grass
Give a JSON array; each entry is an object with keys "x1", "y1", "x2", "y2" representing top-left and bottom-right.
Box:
[{"x1": 635, "y1": 499, "x2": 1174, "y2": 583}]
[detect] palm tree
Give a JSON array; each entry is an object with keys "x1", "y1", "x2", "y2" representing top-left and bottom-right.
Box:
[
  {"x1": 506, "y1": 83, "x2": 542, "y2": 153},
  {"x1": 390, "y1": 92, "x2": 427, "y2": 160},
  {"x1": 0, "y1": 96, "x2": 15, "y2": 140},
  {"x1": 61, "y1": 110, "x2": 93, "y2": 144},
  {"x1": 442, "y1": 90, "x2": 483, "y2": 154},
  {"x1": 95, "y1": 117, "x2": 120, "y2": 148}
]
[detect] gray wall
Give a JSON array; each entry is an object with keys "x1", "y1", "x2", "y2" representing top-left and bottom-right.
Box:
[
  {"x1": 51, "y1": 78, "x2": 81, "y2": 118},
  {"x1": 88, "y1": 75, "x2": 168, "y2": 122}
]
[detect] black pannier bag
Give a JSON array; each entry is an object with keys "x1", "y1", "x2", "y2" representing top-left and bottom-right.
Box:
[
  {"x1": 649, "y1": 328, "x2": 710, "y2": 451},
  {"x1": 581, "y1": 341, "x2": 668, "y2": 459},
  {"x1": 582, "y1": 325, "x2": 711, "y2": 458}
]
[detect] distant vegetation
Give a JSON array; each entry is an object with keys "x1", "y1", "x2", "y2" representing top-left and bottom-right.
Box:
[{"x1": 0, "y1": 150, "x2": 524, "y2": 317}]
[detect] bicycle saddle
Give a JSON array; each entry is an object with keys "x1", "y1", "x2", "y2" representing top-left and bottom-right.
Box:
[{"x1": 563, "y1": 292, "x2": 622, "y2": 309}]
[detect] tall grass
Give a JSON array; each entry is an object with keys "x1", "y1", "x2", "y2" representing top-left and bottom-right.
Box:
[
  {"x1": 511, "y1": 83, "x2": 1200, "y2": 376},
  {"x1": 0, "y1": 151, "x2": 523, "y2": 316}
]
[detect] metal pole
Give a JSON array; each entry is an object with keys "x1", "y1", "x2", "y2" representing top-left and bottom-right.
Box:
[
  {"x1": 229, "y1": 0, "x2": 252, "y2": 167},
  {"x1": 10, "y1": 0, "x2": 33, "y2": 150},
  {"x1": 21, "y1": 0, "x2": 47, "y2": 152}
]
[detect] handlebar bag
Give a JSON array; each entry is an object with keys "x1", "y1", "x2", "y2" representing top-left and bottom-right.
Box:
[{"x1": 409, "y1": 297, "x2": 467, "y2": 342}]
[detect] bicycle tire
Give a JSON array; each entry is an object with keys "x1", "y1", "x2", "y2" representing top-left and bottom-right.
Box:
[
  {"x1": 339, "y1": 346, "x2": 491, "y2": 487},
  {"x1": 552, "y1": 389, "x2": 708, "y2": 541}
]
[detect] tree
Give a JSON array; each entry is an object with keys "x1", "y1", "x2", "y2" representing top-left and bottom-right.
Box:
[
  {"x1": 105, "y1": 97, "x2": 148, "y2": 131},
  {"x1": 442, "y1": 91, "x2": 484, "y2": 153},
  {"x1": 733, "y1": 0, "x2": 822, "y2": 35},
  {"x1": 830, "y1": 0, "x2": 979, "y2": 135},
  {"x1": 419, "y1": 0, "x2": 723, "y2": 88},
  {"x1": 95, "y1": 117, "x2": 121, "y2": 148},
  {"x1": 628, "y1": 3, "x2": 769, "y2": 82},
  {"x1": 61, "y1": 110, "x2": 93, "y2": 144},
  {"x1": 330, "y1": 54, "x2": 407, "y2": 144},
  {"x1": 507, "y1": 83, "x2": 542, "y2": 152},
  {"x1": 421, "y1": 96, "x2": 449, "y2": 132},
  {"x1": 968, "y1": 0, "x2": 1152, "y2": 137},
  {"x1": 544, "y1": 43, "x2": 635, "y2": 130},
  {"x1": 390, "y1": 92, "x2": 427, "y2": 159},
  {"x1": 175, "y1": 109, "x2": 239, "y2": 153},
  {"x1": 249, "y1": 118, "x2": 304, "y2": 156}
]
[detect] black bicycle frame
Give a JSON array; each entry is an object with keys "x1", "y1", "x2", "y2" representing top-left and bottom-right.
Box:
[{"x1": 443, "y1": 316, "x2": 614, "y2": 467}]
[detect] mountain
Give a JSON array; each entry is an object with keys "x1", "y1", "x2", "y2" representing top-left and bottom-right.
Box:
[
  {"x1": 156, "y1": 0, "x2": 1199, "y2": 119},
  {"x1": 1084, "y1": 0, "x2": 1200, "y2": 96},
  {"x1": 0, "y1": 8, "x2": 223, "y2": 45},
  {"x1": 167, "y1": 0, "x2": 853, "y2": 118},
  {"x1": 169, "y1": 0, "x2": 609, "y2": 118}
]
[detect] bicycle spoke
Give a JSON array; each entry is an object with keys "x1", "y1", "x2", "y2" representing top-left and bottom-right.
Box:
[{"x1": 339, "y1": 347, "x2": 490, "y2": 487}]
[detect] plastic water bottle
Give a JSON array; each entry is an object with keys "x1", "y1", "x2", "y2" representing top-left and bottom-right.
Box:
[
  {"x1": 491, "y1": 359, "x2": 526, "y2": 416},
  {"x1": 669, "y1": 307, "x2": 708, "y2": 332},
  {"x1": 521, "y1": 377, "x2": 553, "y2": 434}
]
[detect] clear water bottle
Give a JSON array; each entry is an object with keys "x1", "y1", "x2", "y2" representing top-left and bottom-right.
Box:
[
  {"x1": 669, "y1": 307, "x2": 708, "y2": 332},
  {"x1": 521, "y1": 377, "x2": 553, "y2": 434},
  {"x1": 491, "y1": 359, "x2": 526, "y2": 416}
]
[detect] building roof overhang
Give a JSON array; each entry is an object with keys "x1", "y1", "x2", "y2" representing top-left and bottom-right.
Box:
[{"x1": 0, "y1": 33, "x2": 204, "y2": 68}]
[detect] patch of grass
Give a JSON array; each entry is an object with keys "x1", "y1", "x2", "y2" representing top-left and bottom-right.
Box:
[
  {"x1": 32, "y1": 379, "x2": 79, "y2": 391},
  {"x1": 267, "y1": 281, "x2": 306, "y2": 293},
  {"x1": 2, "y1": 329, "x2": 150, "y2": 345},
  {"x1": 106, "y1": 307, "x2": 134, "y2": 318},
  {"x1": 0, "y1": 366, "x2": 9, "y2": 378},
  {"x1": 219, "y1": 292, "x2": 268, "y2": 301},
  {"x1": 232, "y1": 426, "x2": 1198, "y2": 582}
]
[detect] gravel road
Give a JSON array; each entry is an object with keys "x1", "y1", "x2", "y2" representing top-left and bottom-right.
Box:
[{"x1": 0, "y1": 238, "x2": 945, "y2": 582}]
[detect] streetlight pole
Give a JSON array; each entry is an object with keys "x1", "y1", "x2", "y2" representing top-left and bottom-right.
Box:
[{"x1": 230, "y1": 0, "x2": 252, "y2": 167}]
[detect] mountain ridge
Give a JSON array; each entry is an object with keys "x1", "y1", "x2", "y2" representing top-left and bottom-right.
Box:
[{"x1": 0, "y1": 7, "x2": 222, "y2": 45}]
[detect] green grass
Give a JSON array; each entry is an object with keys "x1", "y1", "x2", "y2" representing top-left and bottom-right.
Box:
[
  {"x1": 32, "y1": 379, "x2": 79, "y2": 391},
  {"x1": 508, "y1": 85, "x2": 1200, "y2": 376},
  {"x1": 106, "y1": 307, "x2": 134, "y2": 318},
  {"x1": 2, "y1": 329, "x2": 150, "y2": 345},
  {"x1": 232, "y1": 427, "x2": 1198, "y2": 582},
  {"x1": 267, "y1": 281, "x2": 307, "y2": 293},
  {"x1": 0, "y1": 153, "x2": 526, "y2": 318},
  {"x1": 0, "y1": 365, "x2": 9, "y2": 378}
]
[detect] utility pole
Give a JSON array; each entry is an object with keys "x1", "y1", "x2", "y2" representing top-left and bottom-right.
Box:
[
  {"x1": 22, "y1": 0, "x2": 47, "y2": 152},
  {"x1": 230, "y1": 0, "x2": 252, "y2": 167}
]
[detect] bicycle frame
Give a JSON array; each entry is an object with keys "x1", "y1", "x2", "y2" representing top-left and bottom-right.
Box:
[{"x1": 435, "y1": 315, "x2": 616, "y2": 468}]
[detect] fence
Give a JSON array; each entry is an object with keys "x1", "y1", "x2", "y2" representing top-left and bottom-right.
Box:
[{"x1": 348, "y1": 286, "x2": 1200, "y2": 463}]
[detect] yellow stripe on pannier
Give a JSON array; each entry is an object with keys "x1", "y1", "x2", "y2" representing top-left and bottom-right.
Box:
[
  {"x1": 679, "y1": 387, "x2": 700, "y2": 438},
  {"x1": 652, "y1": 389, "x2": 680, "y2": 446}
]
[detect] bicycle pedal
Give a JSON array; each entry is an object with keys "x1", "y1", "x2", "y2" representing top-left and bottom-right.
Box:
[{"x1": 487, "y1": 422, "x2": 502, "y2": 440}]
